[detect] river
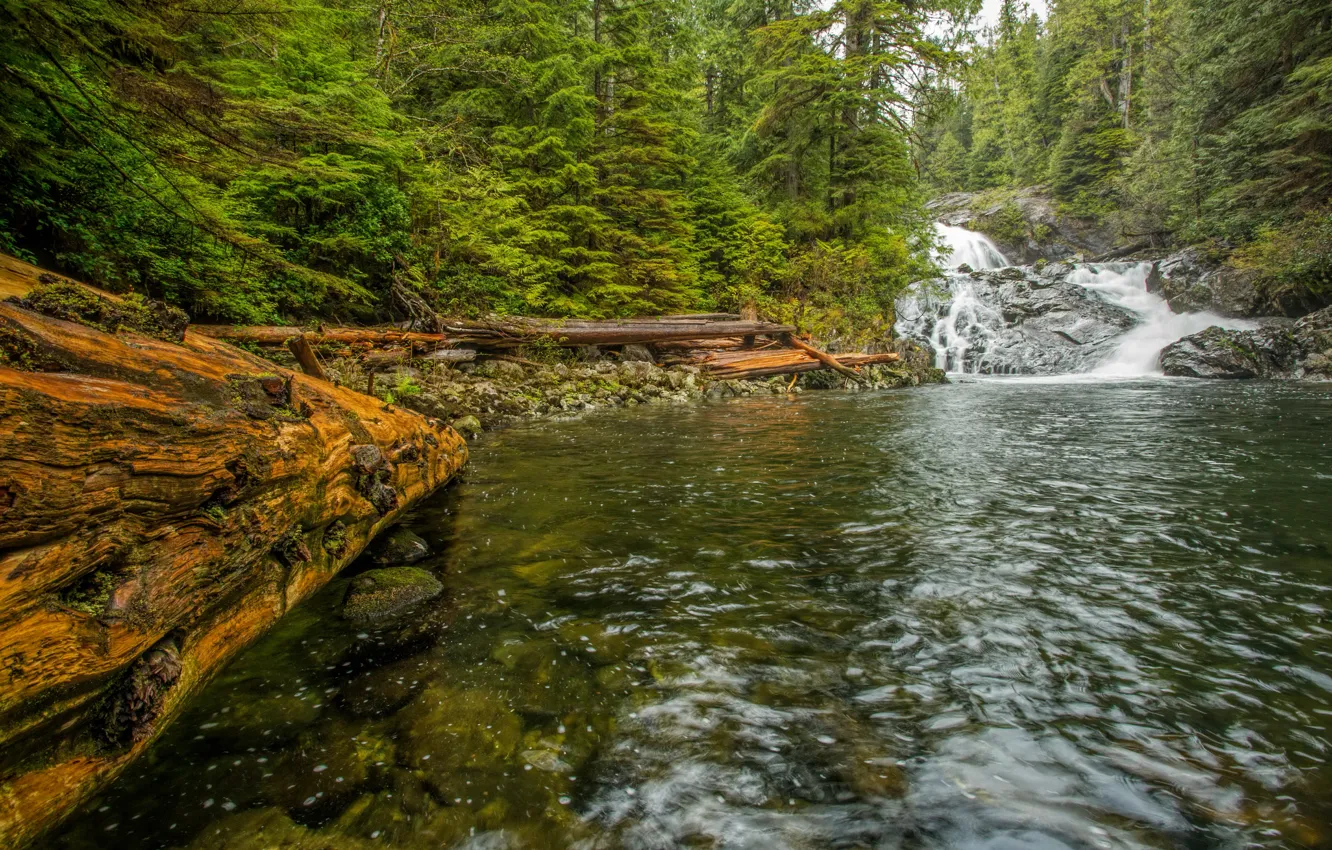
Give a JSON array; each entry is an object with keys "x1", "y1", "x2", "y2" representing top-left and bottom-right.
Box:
[{"x1": 48, "y1": 378, "x2": 1332, "y2": 850}]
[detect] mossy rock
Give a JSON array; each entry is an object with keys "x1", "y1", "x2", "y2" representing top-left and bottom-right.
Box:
[
  {"x1": 372, "y1": 528, "x2": 430, "y2": 567},
  {"x1": 450, "y1": 414, "x2": 482, "y2": 438},
  {"x1": 342, "y1": 567, "x2": 442, "y2": 624}
]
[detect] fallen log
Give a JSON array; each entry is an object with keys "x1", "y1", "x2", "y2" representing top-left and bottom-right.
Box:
[
  {"x1": 360, "y1": 348, "x2": 477, "y2": 370},
  {"x1": 784, "y1": 333, "x2": 867, "y2": 383},
  {"x1": 195, "y1": 317, "x2": 796, "y2": 351},
  {"x1": 705, "y1": 350, "x2": 900, "y2": 381},
  {"x1": 194, "y1": 325, "x2": 457, "y2": 350},
  {"x1": 0, "y1": 264, "x2": 468, "y2": 848}
]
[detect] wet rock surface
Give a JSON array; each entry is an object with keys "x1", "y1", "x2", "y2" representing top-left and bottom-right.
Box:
[
  {"x1": 371, "y1": 528, "x2": 429, "y2": 566},
  {"x1": 1160, "y1": 306, "x2": 1332, "y2": 379},
  {"x1": 342, "y1": 567, "x2": 443, "y2": 623},
  {"x1": 1158, "y1": 324, "x2": 1297, "y2": 378},
  {"x1": 1152, "y1": 249, "x2": 1264, "y2": 318},
  {"x1": 896, "y1": 263, "x2": 1139, "y2": 374},
  {"x1": 927, "y1": 187, "x2": 1120, "y2": 263}
]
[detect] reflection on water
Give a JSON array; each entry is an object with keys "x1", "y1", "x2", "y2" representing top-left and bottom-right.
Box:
[{"x1": 49, "y1": 381, "x2": 1332, "y2": 850}]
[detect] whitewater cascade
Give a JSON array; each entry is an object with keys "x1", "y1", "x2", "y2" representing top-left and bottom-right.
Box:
[
  {"x1": 935, "y1": 223, "x2": 1009, "y2": 271},
  {"x1": 899, "y1": 226, "x2": 1254, "y2": 377}
]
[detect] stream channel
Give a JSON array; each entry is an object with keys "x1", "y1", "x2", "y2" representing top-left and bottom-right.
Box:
[{"x1": 47, "y1": 375, "x2": 1332, "y2": 850}]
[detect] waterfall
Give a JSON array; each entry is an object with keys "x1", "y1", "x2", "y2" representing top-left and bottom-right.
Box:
[
  {"x1": 926, "y1": 279, "x2": 1003, "y2": 373},
  {"x1": 935, "y1": 223, "x2": 1009, "y2": 271},
  {"x1": 1065, "y1": 264, "x2": 1256, "y2": 377},
  {"x1": 898, "y1": 224, "x2": 1259, "y2": 378}
]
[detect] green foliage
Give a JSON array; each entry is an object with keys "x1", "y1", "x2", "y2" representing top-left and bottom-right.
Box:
[
  {"x1": 916, "y1": 0, "x2": 1332, "y2": 306},
  {"x1": 0, "y1": 0, "x2": 975, "y2": 330}
]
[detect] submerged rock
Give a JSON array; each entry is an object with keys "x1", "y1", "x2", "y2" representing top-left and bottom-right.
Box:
[
  {"x1": 451, "y1": 414, "x2": 482, "y2": 438},
  {"x1": 372, "y1": 528, "x2": 430, "y2": 566},
  {"x1": 343, "y1": 567, "x2": 443, "y2": 623}
]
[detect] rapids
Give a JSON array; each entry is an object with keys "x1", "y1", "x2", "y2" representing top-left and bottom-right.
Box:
[{"x1": 902, "y1": 227, "x2": 1254, "y2": 377}]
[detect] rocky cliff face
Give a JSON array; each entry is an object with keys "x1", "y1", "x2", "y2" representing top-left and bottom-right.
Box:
[
  {"x1": 926, "y1": 188, "x2": 1121, "y2": 264},
  {"x1": 1149, "y1": 249, "x2": 1264, "y2": 318},
  {"x1": 1160, "y1": 307, "x2": 1332, "y2": 379}
]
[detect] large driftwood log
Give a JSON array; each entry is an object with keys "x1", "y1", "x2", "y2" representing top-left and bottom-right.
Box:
[
  {"x1": 195, "y1": 316, "x2": 796, "y2": 350},
  {"x1": 0, "y1": 262, "x2": 467, "y2": 848},
  {"x1": 704, "y1": 350, "x2": 900, "y2": 380}
]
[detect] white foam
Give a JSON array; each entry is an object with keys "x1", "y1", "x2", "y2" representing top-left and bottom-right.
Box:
[
  {"x1": 936, "y1": 223, "x2": 1009, "y2": 271},
  {"x1": 1067, "y1": 264, "x2": 1256, "y2": 377}
]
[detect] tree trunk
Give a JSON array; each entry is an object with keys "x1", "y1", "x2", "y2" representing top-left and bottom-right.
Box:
[{"x1": 0, "y1": 261, "x2": 467, "y2": 848}]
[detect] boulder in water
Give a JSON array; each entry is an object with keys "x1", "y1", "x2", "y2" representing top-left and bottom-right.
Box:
[
  {"x1": 1160, "y1": 307, "x2": 1332, "y2": 379},
  {"x1": 1154, "y1": 249, "x2": 1264, "y2": 318},
  {"x1": 1158, "y1": 324, "x2": 1304, "y2": 379},
  {"x1": 372, "y1": 528, "x2": 430, "y2": 566},
  {"x1": 343, "y1": 567, "x2": 443, "y2": 623}
]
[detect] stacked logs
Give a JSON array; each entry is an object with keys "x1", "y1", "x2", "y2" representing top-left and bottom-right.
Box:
[
  {"x1": 193, "y1": 316, "x2": 898, "y2": 383},
  {"x1": 0, "y1": 256, "x2": 468, "y2": 848}
]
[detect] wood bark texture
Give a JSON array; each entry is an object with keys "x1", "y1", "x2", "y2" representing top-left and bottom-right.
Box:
[
  {"x1": 704, "y1": 350, "x2": 899, "y2": 380},
  {"x1": 0, "y1": 258, "x2": 468, "y2": 848}
]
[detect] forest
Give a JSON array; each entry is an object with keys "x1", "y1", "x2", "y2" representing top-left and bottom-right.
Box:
[
  {"x1": 0, "y1": 0, "x2": 1328, "y2": 330},
  {"x1": 917, "y1": 0, "x2": 1332, "y2": 307}
]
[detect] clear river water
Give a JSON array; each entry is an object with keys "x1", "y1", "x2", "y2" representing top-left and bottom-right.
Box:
[{"x1": 47, "y1": 379, "x2": 1332, "y2": 850}]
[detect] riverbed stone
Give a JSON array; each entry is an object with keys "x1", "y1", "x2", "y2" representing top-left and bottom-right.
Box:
[
  {"x1": 372, "y1": 528, "x2": 430, "y2": 566},
  {"x1": 1159, "y1": 324, "x2": 1299, "y2": 378},
  {"x1": 335, "y1": 655, "x2": 431, "y2": 718},
  {"x1": 620, "y1": 343, "x2": 655, "y2": 362},
  {"x1": 473, "y1": 359, "x2": 527, "y2": 380},
  {"x1": 342, "y1": 567, "x2": 443, "y2": 623},
  {"x1": 183, "y1": 807, "x2": 380, "y2": 850},
  {"x1": 394, "y1": 684, "x2": 524, "y2": 798}
]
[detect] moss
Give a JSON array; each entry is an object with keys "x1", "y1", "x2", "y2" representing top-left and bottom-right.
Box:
[
  {"x1": 17, "y1": 281, "x2": 188, "y2": 342},
  {"x1": 201, "y1": 504, "x2": 227, "y2": 524},
  {"x1": 57, "y1": 564, "x2": 129, "y2": 616},
  {"x1": 0, "y1": 325, "x2": 67, "y2": 371},
  {"x1": 322, "y1": 520, "x2": 349, "y2": 558},
  {"x1": 342, "y1": 567, "x2": 443, "y2": 623}
]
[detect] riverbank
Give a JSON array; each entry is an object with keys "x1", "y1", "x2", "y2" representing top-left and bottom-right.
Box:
[{"x1": 315, "y1": 342, "x2": 946, "y2": 435}]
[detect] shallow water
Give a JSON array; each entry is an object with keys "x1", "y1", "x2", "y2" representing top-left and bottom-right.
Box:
[{"x1": 49, "y1": 381, "x2": 1332, "y2": 850}]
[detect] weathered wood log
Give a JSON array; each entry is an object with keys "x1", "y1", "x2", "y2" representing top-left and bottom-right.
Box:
[
  {"x1": 194, "y1": 325, "x2": 456, "y2": 350},
  {"x1": 195, "y1": 317, "x2": 797, "y2": 351},
  {"x1": 784, "y1": 333, "x2": 867, "y2": 383},
  {"x1": 359, "y1": 348, "x2": 477, "y2": 371},
  {"x1": 705, "y1": 350, "x2": 900, "y2": 381},
  {"x1": 0, "y1": 268, "x2": 468, "y2": 848},
  {"x1": 448, "y1": 317, "x2": 796, "y2": 347}
]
